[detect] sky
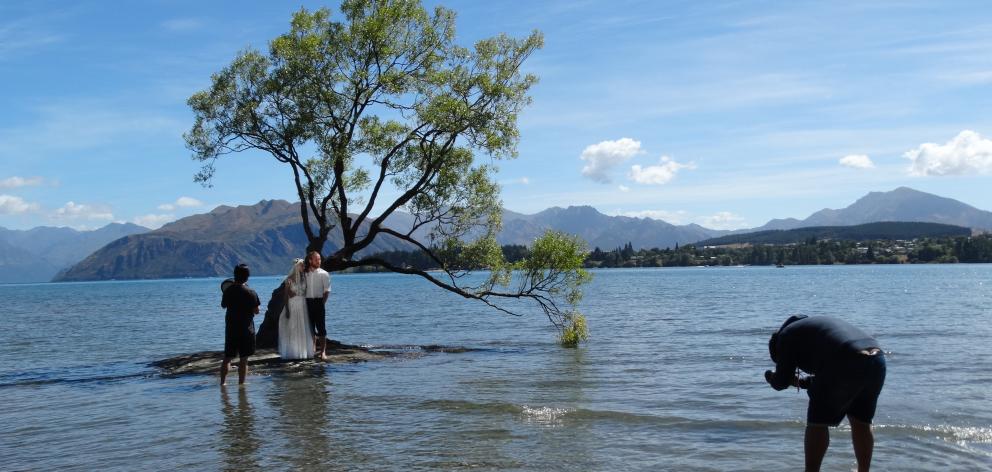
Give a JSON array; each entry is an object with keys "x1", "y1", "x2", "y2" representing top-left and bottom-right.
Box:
[{"x1": 2, "y1": 0, "x2": 992, "y2": 231}]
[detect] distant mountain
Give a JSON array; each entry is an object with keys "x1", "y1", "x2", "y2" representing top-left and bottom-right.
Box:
[
  {"x1": 497, "y1": 205, "x2": 729, "y2": 250},
  {"x1": 752, "y1": 187, "x2": 992, "y2": 231},
  {"x1": 0, "y1": 238, "x2": 59, "y2": 284},
  {"x1": 0, "y1": 222, "x2": 149, "y2": 283},
  {"x1": 698, "y1": 222, "x2": 972, "y2": 246},
  {"x1": 49, "y1": 187, "x2": 992, "y2": 282},
  {"x1": 54, "y1": 200, "x2": 414, "y2": 282}
]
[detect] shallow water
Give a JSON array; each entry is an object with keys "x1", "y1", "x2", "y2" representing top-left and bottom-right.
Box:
[{"x1": 1, "y1": 265, "x2": 990, "y2": 470}]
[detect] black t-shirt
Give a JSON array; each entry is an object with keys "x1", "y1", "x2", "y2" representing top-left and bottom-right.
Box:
[
  {"x1": 221, "y1": 283, "x2": 260, "y2": 332},
  {"x1": 769, "y1": 315, "x2": 879, "y2": 390}
]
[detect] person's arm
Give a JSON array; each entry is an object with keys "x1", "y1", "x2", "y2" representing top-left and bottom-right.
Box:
[
  {"x1": 221, "y1": 291, "x2": 228, "y2": 309},
  {"x1": 764, "y1": 366, "x2": 796, "y2": 391},
  {"x1": 254, "y1": 292, "x2": 260, "y2": 314},
  {"x1": 764, "y1": 341, "x2": 797, "y2": 391},
  {"x1": 322, "y1": 272, "x2": 330, "y2": 304}
]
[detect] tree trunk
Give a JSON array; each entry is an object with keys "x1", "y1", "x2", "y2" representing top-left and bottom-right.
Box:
[{"x1": 254, "y1": 282, "x2": 286, "y2": 349}]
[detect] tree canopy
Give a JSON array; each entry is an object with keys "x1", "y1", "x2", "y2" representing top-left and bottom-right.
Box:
[{"x1": 185, "y1": 0, "x2": 590, "y2": 345}]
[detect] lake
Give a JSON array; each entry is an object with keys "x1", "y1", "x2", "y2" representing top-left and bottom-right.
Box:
[{"x1": 1, "y1": 265, "x2": 989, "y2": 470}]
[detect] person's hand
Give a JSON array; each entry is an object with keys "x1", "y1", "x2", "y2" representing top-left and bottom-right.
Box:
[
  {"x1": 764, "y1": 370, "x2": 774, "y2": 385},
  {"x1": 796, "y1": 376, "x2": 811, "y2": 390}
]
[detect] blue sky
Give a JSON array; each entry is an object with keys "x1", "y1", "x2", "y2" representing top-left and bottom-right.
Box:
[{"x1": 2, "y1": 1, "x2": 992, "y2": 231}]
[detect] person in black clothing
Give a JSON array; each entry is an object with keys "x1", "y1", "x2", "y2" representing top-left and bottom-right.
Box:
[
  {"x1": 221, "y1": 264, "x2": 260, "y2": 386},
  {"x1": 764, "y1": 315, "x2": 886, "y2": 472}
]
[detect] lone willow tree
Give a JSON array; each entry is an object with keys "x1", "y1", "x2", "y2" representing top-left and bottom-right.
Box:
[{"x1": 186, "y1": 0, "x2": 590, "y2": 346}]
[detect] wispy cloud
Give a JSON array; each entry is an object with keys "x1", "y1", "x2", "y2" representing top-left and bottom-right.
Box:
[
  {"x1": 0, "y1": 176, "x2": 44, "y2": 189},
  {"x1": 628, "y1": 156, "x2": 695, "y2": 185},
  {"x1": 616, "y1": 209, "x2": 748, "y2": 229},
  {"x1": 905, "y1": 130, "x2": 992, "y2": 176},
  {"x1": 52, "y1": 201, "x2": 113, "y2": 222},
  {"x1": 0, "y1": 100, "x2": 184, "y2": 159},
  {"x1": 619, "y1": 209, "x2": 690, "y2": 225},
  {"x1": 132, "y1": 213, "x2": 176, "y2": 229},
  {"x1": 0, "y1": 17, "x2": 63, "y2": 60},
  {"x1": 161, "y1": 18, "x2": 205, "y2": 32},
  {"x1": 0, "y1": 194, "x2": 40, "y2": 215},
  {"x1": 500, "y1": 177, "x2": 531, "y2": 186},
  {"x1": 839, "y1": 154, "x2": 875, "y2": 169},
  {"x1": 158, "y1": 196, "x2": 204, "y2": 211},
  {"x1": 698, "y1": 211, "x2": 749, "y2": 230}
]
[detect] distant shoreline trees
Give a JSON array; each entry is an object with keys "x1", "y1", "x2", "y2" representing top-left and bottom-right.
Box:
[{"x1": 358, "y1": 234, "x2": 992, "y2": 270}]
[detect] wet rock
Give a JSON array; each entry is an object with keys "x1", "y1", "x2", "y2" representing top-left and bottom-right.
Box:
[{"x1": 150, "y1": 339, "x2": 402, "y2": 377}]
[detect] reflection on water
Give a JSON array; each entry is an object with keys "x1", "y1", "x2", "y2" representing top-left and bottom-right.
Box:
[
  {"x1": 220, "y1": 387, "x2": 259, "y2": 472},
  {"x1": 269, "y1": 370, "x2": 335, "y2": 470}
]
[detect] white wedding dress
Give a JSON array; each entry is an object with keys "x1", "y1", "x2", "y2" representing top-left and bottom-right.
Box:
[{"x1": 278, "y1": 280, "x2": 314, "y2": 360}]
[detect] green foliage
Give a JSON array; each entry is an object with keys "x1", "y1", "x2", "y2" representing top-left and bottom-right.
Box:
[
  {"x1": 185, "y1": 1, "x2": 594, "y2": 345},
  {"x1": 559, "y1": 313, "x2": 589, "y2": 348}
]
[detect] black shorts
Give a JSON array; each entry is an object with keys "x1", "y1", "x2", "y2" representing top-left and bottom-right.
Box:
[
  {"x1": 807, "y1": 353, "x2": 886, "y2": 426},
  {"x1": 307, "y1": 298, "x2": 326, "y2": 337},
  {"x1": 224, "y1": 325, "x2": 256, "y2": 359}
]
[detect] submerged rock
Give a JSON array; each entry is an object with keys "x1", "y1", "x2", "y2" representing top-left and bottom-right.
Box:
[{"x1": 150, "y1": 340, "x2": 476, "y2": 377}]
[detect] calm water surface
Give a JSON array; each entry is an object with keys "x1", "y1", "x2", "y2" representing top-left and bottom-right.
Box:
[{"x1": 1, "y1": 265, "x2": 990, "y2": 470}]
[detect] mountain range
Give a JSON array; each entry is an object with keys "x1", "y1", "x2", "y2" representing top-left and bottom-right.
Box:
[
  {"x1": 53, "y1": 200, "x2": 416, "y2": 282},
  {"x1": 0, "y1": 223, "x2": 149, "y2": 283},
  {"x1": 9, "y1": 186, "x2": 990, "y2": 283},
  {"x1": 499, "y1": 206, "x2": 727, "y2": 249},
  {"x1": 755, "y1": 187, "x2": 992, "y2": 231}
]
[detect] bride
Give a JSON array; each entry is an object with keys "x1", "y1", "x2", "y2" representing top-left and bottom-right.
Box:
[{"x1": 278, "y1": 259, "x2": 314, "y2": 360}]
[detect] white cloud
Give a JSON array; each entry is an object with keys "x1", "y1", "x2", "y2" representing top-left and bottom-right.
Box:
[
  {"x1": 580, "y1": 137, "x2": 643, "y2": 183},
  {"x1": 52, "y1": 201, "x2": 113, "y2": 221},
  {"x1": 133, "y1": 213, "x2": 176, "y2": 229},
  {"x1": 176, "y1": 196, "x2": 203, "y2": 207},
  {"x1": 158, "y1": 196, "x2": 204, "y2": 211},
  {"x1": 905, "y1": 130, "x2": 992, "y2": 176},
  {"x1": 0, "y1": 194, "x2": 40, "y2": 214},
  {"x1": 698, "y1": 211, "x2": 749, "y2": 230},
  {"x1": 0, "y1": 176, "x2": 44, "y2": 188},
  {"x1": 618, "y1": 185, "x2": 630, "y2": 192},
  {"x1": 839, "y1": 154, "x2": 874, "y2": 169},
  {"x1": 628, "y1": 156, "x2": 695, "y2": 185}
]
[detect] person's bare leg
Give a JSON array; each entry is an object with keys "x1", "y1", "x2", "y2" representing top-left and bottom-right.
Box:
[
  {"x1": 849, "y1": 416, "x2": 874, "y2": 472},
  {"x1": 805, "y1": 425, "x2": 829, "y2": 472},
  {"x1": 318, "y1": 337, "x2": 327, "y2": 360},
  {"x1": 220, "y1": 358, "x2": 231, "y2": 386},
  {"x1": 237, "y1": 357, "x2": 248, "y2": 385}
]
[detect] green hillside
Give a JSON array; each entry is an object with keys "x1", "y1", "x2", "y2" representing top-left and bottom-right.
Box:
[{"x1": 699, "y1": 221, "x2": 971, "y2": 246}]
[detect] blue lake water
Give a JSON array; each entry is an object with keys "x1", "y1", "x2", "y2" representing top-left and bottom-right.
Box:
[{"x1": 0, "y1": 265, "x2": 990, "y2": 470}]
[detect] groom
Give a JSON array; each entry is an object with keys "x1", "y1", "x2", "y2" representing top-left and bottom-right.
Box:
[{"x1": 303, "y1": 251, "x2": 331, "y2": 360}]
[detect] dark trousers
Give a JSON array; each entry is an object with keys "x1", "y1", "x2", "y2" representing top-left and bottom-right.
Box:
[{"x1": 306, "y1": 298, "x2": 326, "y2": 337}]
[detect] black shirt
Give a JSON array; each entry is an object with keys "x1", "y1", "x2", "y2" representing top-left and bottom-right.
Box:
[
  {"x1": 769, "y1": 315, "x2": 880, "y2": 390},
  {"x1": 221, "y1": 283, "x2": 260, "y2": 332}
]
